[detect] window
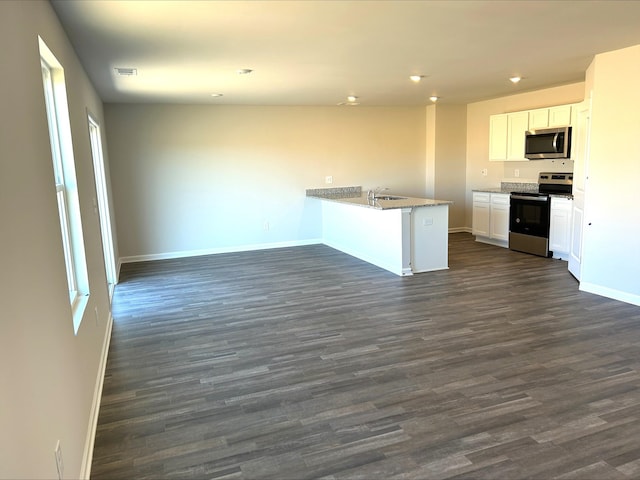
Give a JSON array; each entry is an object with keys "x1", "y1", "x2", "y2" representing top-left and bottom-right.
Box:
[{"x1": 39, "y1": 37, "x2": 89, "y2": 333}]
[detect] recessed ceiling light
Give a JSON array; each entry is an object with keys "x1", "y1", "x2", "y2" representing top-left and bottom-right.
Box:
[
  {"x1": 409, "y1": 75, "x2": 424, "y2": 83},
  {"x1": 509, "y1": 76, "x2": 522, "y2": 84},
  {"x1": 347, "y1": 95, "x2": 358, "y2": 103},
  {"x1": 210, "y1": 93, "x2": 223, "y2": 97},
  {"x1": 429, "y1": 96, "x2": 439, "y2": 102},
  {"x1": 114, "y1": 67, "x2": 137, "y2": 76},
  {"x1": 237, "y1": 68, "x2": 253, "y2": 75}
]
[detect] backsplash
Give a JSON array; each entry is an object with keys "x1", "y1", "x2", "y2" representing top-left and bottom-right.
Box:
[
  {"x1": 306, "y1": 186, "x2": 362, "y2": 198},
  {"x1": 501, "y1": 181, "x2": 538, "y2": 193}
]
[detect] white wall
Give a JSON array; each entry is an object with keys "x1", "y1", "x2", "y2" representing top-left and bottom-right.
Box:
[
  {"x1": 465, "y1": 83, "x2": 585, "y2": 227},
  {"x1": 425, "y1": 106, "x2": 436, "y2": 197},
  {"x1": 580, "y1": 45, "x2": 640, "y2": 305},
  {"x1": 0, "y1": 1, "x2": 114, "y2": 478},
  {"x1": 105, "y1": 104, "x2": 428, "y2": 260},
  {"x1": 429, "y1": 104, "x2": 467, "y2": 229},
  {"x1": 1, "y1": 4, "x2": 635, "y2": 478}
]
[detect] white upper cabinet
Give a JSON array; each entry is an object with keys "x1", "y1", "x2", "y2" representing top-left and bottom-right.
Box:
[
  {"x1": 506, "y1": 111, "x2": 529, "y2": 161},
  {"x1": 548, "y1": 105, "x2": 572, "y2": 127},
  {"x1": 489, "y1": 103, "x2": 576, "y2": 162},
  {"x1": 528, "y1": 108, "x2": 550, "y2": 130},
  {"x1": 528, "y1": 105, "x2": 572, "y2": 130},
  {"x1": 489, "y1": 111, "x2": 528, "y2": 161},
  {"x1": 489, "y1": 114, "x2": 508, "y2": 161}
]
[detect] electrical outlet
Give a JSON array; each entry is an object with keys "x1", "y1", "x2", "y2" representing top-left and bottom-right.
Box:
[
  {"x1": 325, "y1": 176, "x2": 333, "y2": 184},
  {"x1": 54, "y1": 441, "x2": 64, "y2": 480},
  {"x1": 263, "y1": 221, "x2": 270, "y2": 231},
  {"x1": 514, "y1": 169, "x2": 520, "y2": 177}
]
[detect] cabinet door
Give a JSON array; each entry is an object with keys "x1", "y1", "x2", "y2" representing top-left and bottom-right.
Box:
[
  {"x1": 472, "y1": 193, "x2": 491, "y2": 237},
  {"x1": 489, "y1": 114, "x2": 508, "y2": 161},
  {"x1": 548, "y1": 105, "x2": 572, "y2": 127},
  {"x1": 549, "y1": 197, "x2": 572, "y2": 258},
  {"x1": 506, "y1": 111, "x2": 529, "y2": 161},
  {"x1": 490, "y1": 194, "x2": 510, "y2": 241},
  {"x1": 528, "y1": 108, "x2": 549, "y2": 130}
]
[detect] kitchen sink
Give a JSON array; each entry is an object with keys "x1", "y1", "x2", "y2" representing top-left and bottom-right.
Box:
[{"x1": 374, "y1": 195, "x2": 407, "y2": 201}]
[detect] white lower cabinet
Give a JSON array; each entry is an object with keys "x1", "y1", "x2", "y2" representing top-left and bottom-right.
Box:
[
  {"x1": 472, "y1": 192, "x2": 509, "y2": 247},
  {"x1": 472, "y1": 192, "x2": 490, "y2": 237},
  {"x1": 489, "y1": 194, "x2": 510, "y2": 242},
  {"x1": 549, "y1": 196, "x2": 573, "y2": 260}
]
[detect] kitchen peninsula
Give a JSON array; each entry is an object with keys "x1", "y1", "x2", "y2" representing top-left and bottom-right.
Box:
[{"x1": 307, "y1": 187, "x2": 452, "y2": 276}]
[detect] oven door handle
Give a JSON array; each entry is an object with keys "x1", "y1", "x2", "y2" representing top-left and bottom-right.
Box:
[{"x1": 511, "y1": 194, "x2": 549, "y2": 202}]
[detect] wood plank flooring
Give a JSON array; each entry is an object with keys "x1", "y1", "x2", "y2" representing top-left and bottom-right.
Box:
[{"x1": 92, "y1": 233, "x2": 640, "y2": 479}]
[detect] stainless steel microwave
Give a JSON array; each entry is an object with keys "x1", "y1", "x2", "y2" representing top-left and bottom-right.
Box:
[{"x1": 524, "y1": 126, "x2": 572, "y2": 160}]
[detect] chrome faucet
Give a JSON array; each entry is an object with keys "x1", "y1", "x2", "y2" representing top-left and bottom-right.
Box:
[{"x1": 367, "y1": 186, "x2": 388, "y2": 201}]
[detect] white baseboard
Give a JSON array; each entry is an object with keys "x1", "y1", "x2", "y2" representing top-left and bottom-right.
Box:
[
  {"x1": 79, "y1": 312, "x2": 113, "y2": 480},
  {"x1": 119, "y1": 232, "x2": 475, "y2": 265},
  {"x1": 449, "y1": 227, "x2": 471, "y2": 234},
  {"x1": 579, "y1": 281, "x2": 640, "y2": 307},
  {"x1": 115, "y1": 259, "x2": 123, "y2": 283},
  {"x1": 323, "y1": 238, "x2": 407, "y2": 276},
  {"x1": 119, "y1": 238, "x2": 323, "y2": 264},
  {"x1": 473, "y1": 236, "x2": 509, "y2": 248}
]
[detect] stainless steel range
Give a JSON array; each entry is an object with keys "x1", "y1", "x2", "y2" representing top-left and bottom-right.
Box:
[{"x1": 509, "y1": 172, "x2": 573, "y2": 257}]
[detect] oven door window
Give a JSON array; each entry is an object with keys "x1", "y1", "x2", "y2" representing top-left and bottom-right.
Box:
[{"x1": 510, "y1": 197, "x2": 550, "y2": 237}]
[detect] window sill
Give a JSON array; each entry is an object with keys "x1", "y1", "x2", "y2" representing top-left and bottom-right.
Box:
[{"x1": 72, "y1": 294, "x2": 89, "y2": 335}]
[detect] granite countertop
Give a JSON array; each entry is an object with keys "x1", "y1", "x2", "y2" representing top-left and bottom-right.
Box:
[
  {"x1": 306, "y1": 186, "x2": 452, "y2": 210},
  {"x1": 472, "y1": 187, "x2": 511, "y2": 194},
  {"x1": 318, "y1": 194, "x2": 452, "y2": 210},
  {"x1": 472, "y1": 187, "x2": 573, "y2": 199},
  {"x1": 473, "y1": 180, "x2": 539, "y2": 194}
]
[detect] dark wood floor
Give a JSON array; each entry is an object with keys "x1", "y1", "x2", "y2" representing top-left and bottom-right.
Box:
[{"x1": 92, "y1": 233, "x2": 640, "y2": 479}]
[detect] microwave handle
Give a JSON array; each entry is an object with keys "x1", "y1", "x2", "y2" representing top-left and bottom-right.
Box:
[{"x1": 552, "y1": 133, "x2": 559, "y2": 151}]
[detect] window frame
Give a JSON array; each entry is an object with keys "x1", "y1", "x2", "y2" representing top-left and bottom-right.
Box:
[{"x1": 40, "y1": 37, "x2": 89, "y2": 332}]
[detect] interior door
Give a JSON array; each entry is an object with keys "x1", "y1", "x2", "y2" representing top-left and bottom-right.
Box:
[
  {"x1": 88, "y1": 115, "x2": 118, "y2": 298},
  {"x1": 568, "y1": 101, "x2": 590, "y2": 280}
]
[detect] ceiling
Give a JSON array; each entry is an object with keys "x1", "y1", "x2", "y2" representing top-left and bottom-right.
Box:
[{"x1": 51, "y1": 0, "x2": 640, "y2": 106}]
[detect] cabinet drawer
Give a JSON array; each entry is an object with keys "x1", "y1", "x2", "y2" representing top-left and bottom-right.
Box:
[
  {"x1": 473, "y1": 192, "x2": 491, "y2": 203},
  {"x1": 491, "y1": 193, "x2": 509, "y2": 205}
]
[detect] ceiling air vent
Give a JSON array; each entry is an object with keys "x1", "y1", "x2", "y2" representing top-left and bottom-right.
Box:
[{"x1": 114, "y1": 67, "x2": 137, "y2": 76}]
